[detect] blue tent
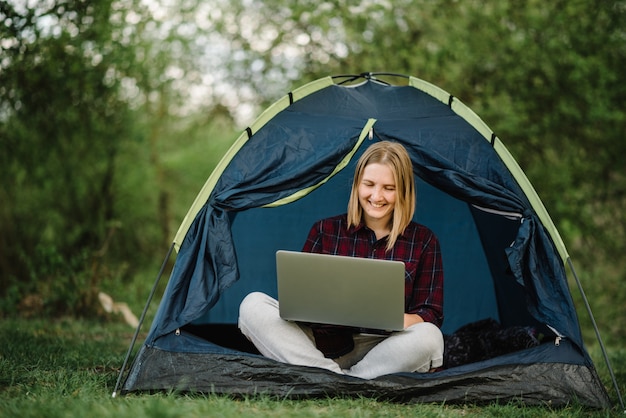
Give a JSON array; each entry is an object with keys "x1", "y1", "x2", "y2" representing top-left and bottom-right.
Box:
[{"x1": 117, "y1": 74, "x2": 612, "y2": 407}]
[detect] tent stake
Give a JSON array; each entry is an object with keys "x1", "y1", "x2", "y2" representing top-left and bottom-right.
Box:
[
  {"x1": 111, "y1": 242, "x2": 175, "y2": 398},
  {"x1": 567, "y1": 258, "x2": 625, "y2": 411}
]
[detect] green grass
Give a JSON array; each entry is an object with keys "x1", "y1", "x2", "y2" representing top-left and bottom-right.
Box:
[{"x1": 0, "y1": 318, "x2": 623, "y2": 417}]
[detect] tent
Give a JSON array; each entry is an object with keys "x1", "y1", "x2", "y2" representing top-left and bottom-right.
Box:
[{"x1": 114, "y1": 73, "x2": 617, "y2": 408}]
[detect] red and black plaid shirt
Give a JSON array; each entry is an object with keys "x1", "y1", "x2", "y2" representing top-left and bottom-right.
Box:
[{"x1": 302, "y1": 214, "x2": 444, "y2": 327}]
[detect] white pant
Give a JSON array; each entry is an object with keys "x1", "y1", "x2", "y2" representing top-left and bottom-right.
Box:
[{"x1": 238, "y1": 292, "x2": 443, "y2": 379}]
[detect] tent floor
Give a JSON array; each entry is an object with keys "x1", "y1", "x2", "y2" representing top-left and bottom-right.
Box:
[{"x1": 182, "y1": 323, "x2": 260, "y2": 354}]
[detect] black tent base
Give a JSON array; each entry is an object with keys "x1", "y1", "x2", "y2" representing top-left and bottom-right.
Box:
[{"x1": 121, "y1": 338, "x2": 611, "y2": 409}]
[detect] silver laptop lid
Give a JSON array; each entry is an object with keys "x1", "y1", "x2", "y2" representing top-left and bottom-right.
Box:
[{"x1": 276, "y1": 250, "x2": 405, "y2": 332}]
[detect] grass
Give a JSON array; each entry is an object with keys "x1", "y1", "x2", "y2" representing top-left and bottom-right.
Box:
[{"x1": 0, "y1": 317, "x2": 623, "y2": 417}]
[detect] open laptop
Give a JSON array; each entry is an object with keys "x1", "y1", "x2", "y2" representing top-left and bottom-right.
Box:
[{"x1": 276, "y1": 250, "x2": 405, "y2": 332}]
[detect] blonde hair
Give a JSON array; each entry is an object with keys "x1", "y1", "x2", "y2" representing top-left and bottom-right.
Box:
[{"x1": 347, "y1": 141, "x2": 416, "y2": 251}]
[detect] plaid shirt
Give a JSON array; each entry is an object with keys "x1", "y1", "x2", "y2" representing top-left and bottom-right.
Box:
[{"x1": 302, "y1": 214, "x2": 444, "y2": 327}]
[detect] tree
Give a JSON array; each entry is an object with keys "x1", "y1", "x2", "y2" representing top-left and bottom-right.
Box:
[
  {"x1": 0, "y1": 0, "x2": 221, "y2": 316},
  {"x1": 0, "y1": 1, "x2": 122, "y2": 312}
]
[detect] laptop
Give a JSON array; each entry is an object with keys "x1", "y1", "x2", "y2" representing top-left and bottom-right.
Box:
[{"x1": 276, "y1": 250, "x2": 405, "y2": 332}]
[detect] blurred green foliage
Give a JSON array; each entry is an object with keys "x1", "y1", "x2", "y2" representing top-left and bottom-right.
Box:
[
  {"x1": 0, "y1": 0, "x2": 233, "y2": 316},
  {"x1": 0, "y1": 0, "x2": 624, "y2": 348}
]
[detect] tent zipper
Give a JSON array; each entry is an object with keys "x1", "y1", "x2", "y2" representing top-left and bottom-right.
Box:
[{"x1": 547, "y1": 325, "x2": 565, "y2": 346}]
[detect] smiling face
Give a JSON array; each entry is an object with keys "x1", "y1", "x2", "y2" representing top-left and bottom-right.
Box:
[
  {"x1": 347, "y1": 141, "x2": 415, "y2": 251},
  {"x1": 358, "y1": 162, "x2": 397, "y2": 231}
]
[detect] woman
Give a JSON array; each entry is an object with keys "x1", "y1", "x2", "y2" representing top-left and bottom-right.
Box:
[{"x1": 238, "y1": 141, "x2": 444, "y2": 379}]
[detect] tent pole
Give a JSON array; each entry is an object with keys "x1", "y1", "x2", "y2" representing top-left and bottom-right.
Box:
[
  {"x1": 111, "y1": 242, "x2": 175, "y2": 398},
  {"x1": 567, "y1": 258, "x2": 624, "y2": 411}
]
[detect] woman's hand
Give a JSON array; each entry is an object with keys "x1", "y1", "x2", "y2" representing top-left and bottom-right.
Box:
[{"x1": 404, "y1": 313, "x2": 424, "y2": 329}]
